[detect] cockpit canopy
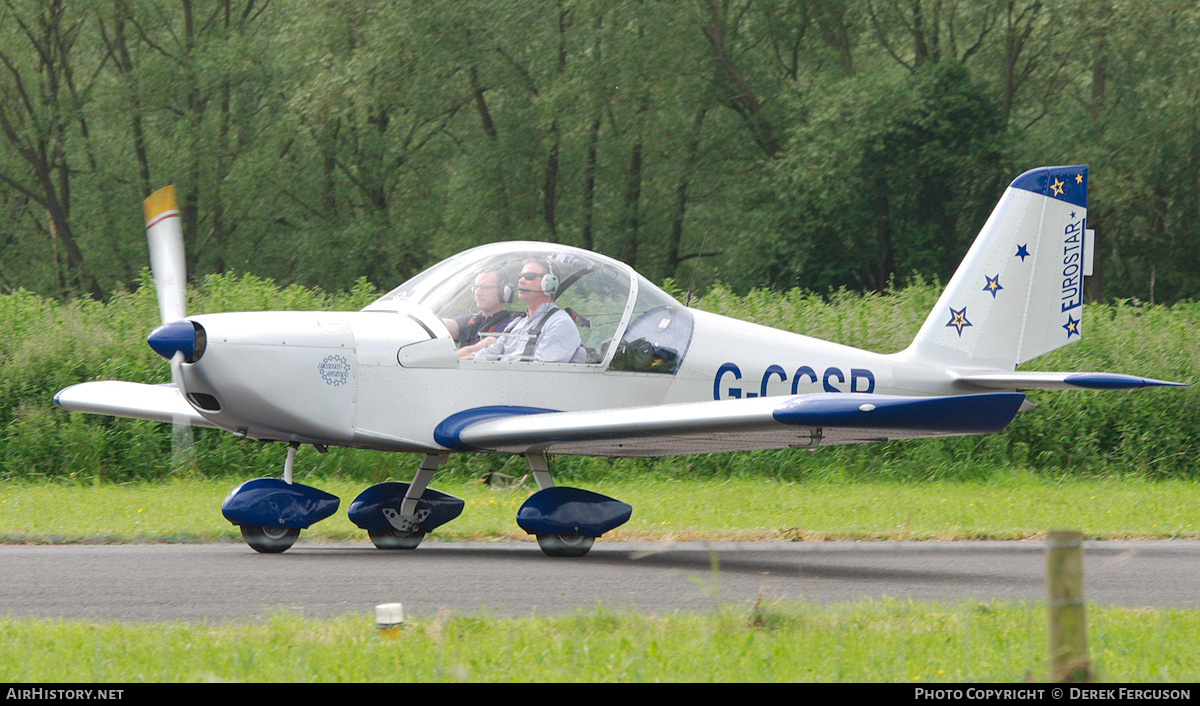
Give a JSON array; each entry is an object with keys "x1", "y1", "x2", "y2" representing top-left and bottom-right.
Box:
[{"x1": 366, "y1": 242, "x2": 693, "y2": 373}]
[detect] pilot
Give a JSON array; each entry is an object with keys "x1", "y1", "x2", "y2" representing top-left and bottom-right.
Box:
[
  {"x1": 444, "y1": 268, "x2": 519, "y2": 359},
  {"x1": 473, "y1": 258, "x2": 582, "y2": 363}
]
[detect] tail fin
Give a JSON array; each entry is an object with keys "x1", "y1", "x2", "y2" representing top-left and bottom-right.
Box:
[{"x1": 907, "y1": 165, "x2": 1091, "y2": 370}]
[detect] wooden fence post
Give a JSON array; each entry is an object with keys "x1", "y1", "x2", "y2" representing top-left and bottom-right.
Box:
[{"x1": 1046, "y1": 529, "x2": 1091, "y2": 682}]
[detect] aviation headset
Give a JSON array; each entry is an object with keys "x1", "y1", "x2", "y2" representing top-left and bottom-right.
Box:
[
  {"x1": 521, "y1": 258, "x2": 559, "y2": 297},
  {"x1": 480, "y1": 265, "x2": 514, "y2": 303}
]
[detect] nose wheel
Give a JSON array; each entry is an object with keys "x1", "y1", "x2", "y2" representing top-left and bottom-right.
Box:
[{"x1": 240, "y1": 525, "x2": 300, "y2": 554}]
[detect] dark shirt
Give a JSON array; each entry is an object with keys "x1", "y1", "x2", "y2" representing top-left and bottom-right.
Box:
[{"x1": 452, "y1": 309, "x2": 518, "y2": 346}]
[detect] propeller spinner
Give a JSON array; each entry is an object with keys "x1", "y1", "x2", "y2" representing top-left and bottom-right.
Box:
[{"x1": 147, "y1": 319, "x2": 205, "y2": 362}]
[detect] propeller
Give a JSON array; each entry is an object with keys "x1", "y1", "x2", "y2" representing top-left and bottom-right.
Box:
[{"x1": 143, "y1": 186, "x2": 199, "y2": 476}]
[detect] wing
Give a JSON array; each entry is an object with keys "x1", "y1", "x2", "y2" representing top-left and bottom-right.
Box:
[
  {"x1": 54, "y1": 381, "x2": 219, "y2": 429},
  {"x1": 434, "y1": 392, "x2": 1027, "y2": 457}
]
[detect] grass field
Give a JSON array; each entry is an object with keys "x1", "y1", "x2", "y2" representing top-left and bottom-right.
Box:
[
  {"x1": 2, "y1": 470, "x2": 1197, "y2": 543},
  {"x1": 2, "y1": 600, "x2": 1198, "y2": 682}
]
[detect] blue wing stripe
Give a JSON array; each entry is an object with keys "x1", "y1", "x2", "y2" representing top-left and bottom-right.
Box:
[
  {"x1": 434, "y1": 405, "x2": 561, "y2": 451},
  {"x1": 772, "y1": 392, "x2": 1026, "y2": 435}
]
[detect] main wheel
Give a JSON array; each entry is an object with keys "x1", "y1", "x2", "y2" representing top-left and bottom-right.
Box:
[
  {"x1": 536, "y1": 533, "x2": 595, "y2": 557},
  {"x1": 240, "y1": 525, "x2": 300, "y2": 553},
  {"x1": 368, "y1": 529, "x2": 425, "y2": 550}
]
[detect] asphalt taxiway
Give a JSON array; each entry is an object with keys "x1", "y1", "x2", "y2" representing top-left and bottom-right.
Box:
[{"x1": 3, "y1": 540, "x2": 1197, "y2": 621}]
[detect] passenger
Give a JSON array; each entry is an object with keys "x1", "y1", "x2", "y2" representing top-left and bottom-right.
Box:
[
  {"x1": 474, "y1": 258, "x2": 581, "y2": 363},
  {"x1": 443, "y1": 268, "x2": 519, "y2": 359}
]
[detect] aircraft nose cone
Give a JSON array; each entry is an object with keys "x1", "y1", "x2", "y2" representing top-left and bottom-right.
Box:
[{"x1": 147, "y1": 320, "x2": 198, "y2": 362}]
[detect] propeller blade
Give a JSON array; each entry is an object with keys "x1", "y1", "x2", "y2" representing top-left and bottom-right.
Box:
[
  {"x1": 145, "y1": 187, "x2": 199, "y2": 475},
  {"x1": 144, "y1": 186, "x2": 187, "y2": 324},
  {"x1": 169, "y1": 351, "x2": 199, "y2": 475}
]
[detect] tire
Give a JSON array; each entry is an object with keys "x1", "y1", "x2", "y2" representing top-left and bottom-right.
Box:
[
  {"x1": 240, "y1": 525, "x2": 300, "y2": 554},
  {"x1": 536, "y1": 533, "x2": 595, "y2": 557},
  {"x1": 368, "y1": 529, "x2": 425, "y2": 550}
]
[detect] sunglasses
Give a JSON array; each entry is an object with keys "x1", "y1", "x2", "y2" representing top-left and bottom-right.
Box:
[{"x1": 519, "y1": 272, "x2": 546, "y2": 280}]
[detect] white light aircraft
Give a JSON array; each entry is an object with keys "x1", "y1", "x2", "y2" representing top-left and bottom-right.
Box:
[{"x1": 55, "y1": 166, "x2": 1183, "y2": 556}]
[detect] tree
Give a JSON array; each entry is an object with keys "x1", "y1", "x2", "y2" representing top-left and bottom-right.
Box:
[
  {"x1": 0, "y1": 0, "x2": 103, "y2": 297},
  {"x1": 744, "y1": 60, "x2": 1008, "y2": 293}
]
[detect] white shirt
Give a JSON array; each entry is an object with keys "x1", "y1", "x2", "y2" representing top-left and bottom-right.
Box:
[{"x1": 473, "y1": 302, "x2": 581, "y2": 363}]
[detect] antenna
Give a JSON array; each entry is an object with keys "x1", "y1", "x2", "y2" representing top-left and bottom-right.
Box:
[{"x1": 684, "y1": 230, "x2": 710, "y2": 307}]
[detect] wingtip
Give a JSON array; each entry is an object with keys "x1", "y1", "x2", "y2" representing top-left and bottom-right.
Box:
[{"x1": 1063, "y1": 373, "x2": 1188, "y2": 390}]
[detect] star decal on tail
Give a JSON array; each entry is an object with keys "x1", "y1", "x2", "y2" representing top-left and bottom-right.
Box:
[
  {"x1": 946, "y1": 307, "x2": 972, "y2": 337},
  {"x1": 1063, "y1": 314, "x2": 1080, "y2": 338}
]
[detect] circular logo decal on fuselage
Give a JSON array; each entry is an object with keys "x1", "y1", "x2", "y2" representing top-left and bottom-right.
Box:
[{"x1": 319, "y1": 355, "x2": 351, "y2": 386}]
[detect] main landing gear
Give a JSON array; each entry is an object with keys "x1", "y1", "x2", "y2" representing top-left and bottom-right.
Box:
[
  {"x1": 515, "y1": 453, "x2": 631, "y2": 558},
  {"x1": 221, "y1": 446, "x2": 631, "y2": 557},
  {"x1": 347, "y1": 453, "x2": 464, "y2": 550},
  {"x1": 535, "y1": 533, "x2": 596, "y2": 558}
]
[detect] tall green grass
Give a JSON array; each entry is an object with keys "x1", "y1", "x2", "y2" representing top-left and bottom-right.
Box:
[
  {"x1": 2, "y1": 600, "x2": 1198, "y2": 682},
  {"x1": 1, "y1": 274, "x2": 1195, "y2": 483}
]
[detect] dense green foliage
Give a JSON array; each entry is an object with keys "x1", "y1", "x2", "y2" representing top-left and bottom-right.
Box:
[
  {"x1": 0, "y1": 276, "x2": 1194, "y2": 483},
  {"x1": 3, "y1": 1, "x2": 1200, "y2": 304}
]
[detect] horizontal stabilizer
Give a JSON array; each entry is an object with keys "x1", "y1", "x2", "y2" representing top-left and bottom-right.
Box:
[
  {"x1": 435, "y1": 393, "x2": 1027, "y2": 458},
  {"x1": 54, "y1": 381, "x2": 218, "y2": 428},
  {"x1": 958, "y1": 372, "x2": 1187, "y2": 391}
]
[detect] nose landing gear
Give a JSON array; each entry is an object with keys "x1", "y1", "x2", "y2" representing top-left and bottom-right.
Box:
[{"x1": 221, "y1": 443, "x2": 340, "y2": 554}]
